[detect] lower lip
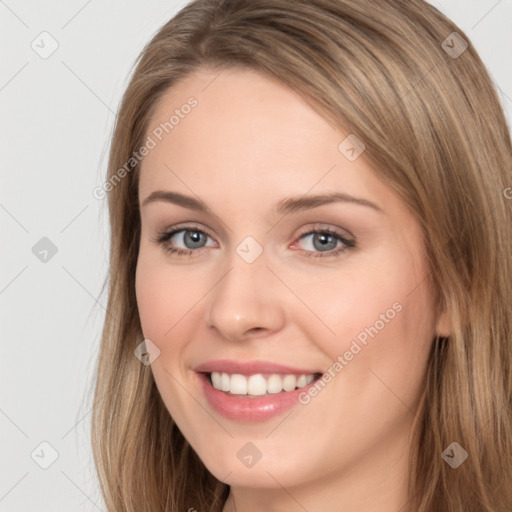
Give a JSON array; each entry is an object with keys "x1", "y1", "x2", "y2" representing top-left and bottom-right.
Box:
[{"x1": 197, "y1": 372, "x2": 318, "y2": 422}]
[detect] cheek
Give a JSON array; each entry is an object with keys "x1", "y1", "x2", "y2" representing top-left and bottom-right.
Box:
[
  {"x1": 135, "y1": 251, "x2": 206, "y2": 346},
  {"x1": 289, "y1": 241, "x2": 431, "y2": 351},
  {"x1": 310, "y1": 250, "x2": 436, "y2": 408},
  {"x1": 135, "y1": 260, "x2": 167, "y2": 342},
  {"x1": 135, "y1": 254, "x2": 204, "y2": 429}
]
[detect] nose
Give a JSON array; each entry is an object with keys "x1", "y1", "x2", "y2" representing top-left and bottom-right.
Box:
[{"x1": 205, "y1": 251, "x2": 287, "y2": 342}]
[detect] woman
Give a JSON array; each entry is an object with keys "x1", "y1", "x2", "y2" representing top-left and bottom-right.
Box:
[{"x1": 91, "y1": 0, "x2": 512, "y2": 510}]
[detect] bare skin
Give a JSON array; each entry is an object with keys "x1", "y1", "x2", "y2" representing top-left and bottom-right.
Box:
[{"x1": 135, "y1": 66, "x2": 450, "y2": 512}]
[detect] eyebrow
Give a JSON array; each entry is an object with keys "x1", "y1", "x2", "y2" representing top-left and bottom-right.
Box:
[{"x1": 141, "y1": 190, "x2": 383, "y2": 214}]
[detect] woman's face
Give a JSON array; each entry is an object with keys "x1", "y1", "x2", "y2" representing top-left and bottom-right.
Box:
[{"x1": 135, "y1": 66, "x2": 448, "y2": 501}]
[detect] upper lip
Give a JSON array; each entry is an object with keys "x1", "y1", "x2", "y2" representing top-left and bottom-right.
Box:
[{"x1": 194, "y1": 359, "x2": 322, "y2": 376}]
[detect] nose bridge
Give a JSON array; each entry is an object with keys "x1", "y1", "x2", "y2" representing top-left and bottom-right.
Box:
[{"x1": 205, "y1": 239, "x2": 285, "y2": 340}]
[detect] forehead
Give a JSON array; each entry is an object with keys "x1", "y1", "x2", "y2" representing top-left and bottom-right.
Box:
[
  {"x1": 138, "y1": 67, "x2": 396, "y2": 217},
  {"x1": 143, "y1": 65, "x2": 342, "y2": 162}
]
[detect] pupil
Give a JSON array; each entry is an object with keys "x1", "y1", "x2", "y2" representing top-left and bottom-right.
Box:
[
  {"x1": 186, "y1": 230, "x2": 204, "y2": 248},
  {"x1": 314, "y1": 233, "x2": 336, "y2": 251}
]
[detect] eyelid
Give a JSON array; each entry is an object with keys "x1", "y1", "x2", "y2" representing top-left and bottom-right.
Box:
[
  {"x1": 154, "y1": 221, "x2": 356, "y2": 258},
  {"x1": 156, "y1": 222, "x2": 353, "y2": 241},
  {"x1": 153, "y1": 222, "x2": 216, "y2": 247},
  {"x1": 293, "y1": 223, "x2": 354, "y2": 242},
  {"x1": 290, "y1": 225, "x2": 356, "y2": 255},
  {"x1": 156, "y1": 222, "x2": 214, "y2": 239}
]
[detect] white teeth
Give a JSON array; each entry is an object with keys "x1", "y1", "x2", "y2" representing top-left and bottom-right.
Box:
[
  {"x1": 221, "y1": 373, "x2": 230, "y2": 392},
  {"x1": 247, "y1": 374, "x2": 267, "y2": 395},
  {"x1": 211, "y1": 372, "x2": 222, "y2": 389},
  {"x1": 209, "y1": 372, "x2": 317, "y2": 395},
  {"x1": 282, "y1": 374, "x2": 296, "y2": 391},
  {"x1": 230, "y1": 374, "x2": 247, "y2": 395},
  {"x1": 296, "y1": 374, "x2": 307, "y2": 387},
  {"x1": 266, "y1": 374, "x2": 282, "y2": 393}
]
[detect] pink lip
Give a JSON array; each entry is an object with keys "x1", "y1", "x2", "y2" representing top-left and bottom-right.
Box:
[
  {"x1": 194, "y1": 359, "x2": 320, "y2": 376},
  {"x1": 194, "y1": 359, "x2": 322, "y2": 423}
]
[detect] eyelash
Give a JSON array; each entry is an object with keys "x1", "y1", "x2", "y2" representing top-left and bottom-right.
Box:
[{"x1": 153, "y1": 224, "x2": 356, "y2": 259}]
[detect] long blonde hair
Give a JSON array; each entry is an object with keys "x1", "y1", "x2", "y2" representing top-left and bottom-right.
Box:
[{"x1": 91, "y1": 1, "x2": 512, "y2": 510}]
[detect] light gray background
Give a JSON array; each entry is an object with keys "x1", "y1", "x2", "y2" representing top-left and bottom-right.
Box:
[{"x1": 1, "y1": 1, "x2": 511, "y2": 510}]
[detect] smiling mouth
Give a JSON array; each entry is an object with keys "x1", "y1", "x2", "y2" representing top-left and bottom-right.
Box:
[{"x1": 204, "y1": 371, "x2": 323, "y2": 397}]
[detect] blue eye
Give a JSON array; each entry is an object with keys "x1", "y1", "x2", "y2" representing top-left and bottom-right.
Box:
[
  {"x1": 295, "y1": 228, "x2": 356, "y2": 258},
  {"x1": 154, "y1": 225, "x2": 356, "y2": 258},
  {"x1": 154, "y1": 226, "x2": 214, "y2": 256}
]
